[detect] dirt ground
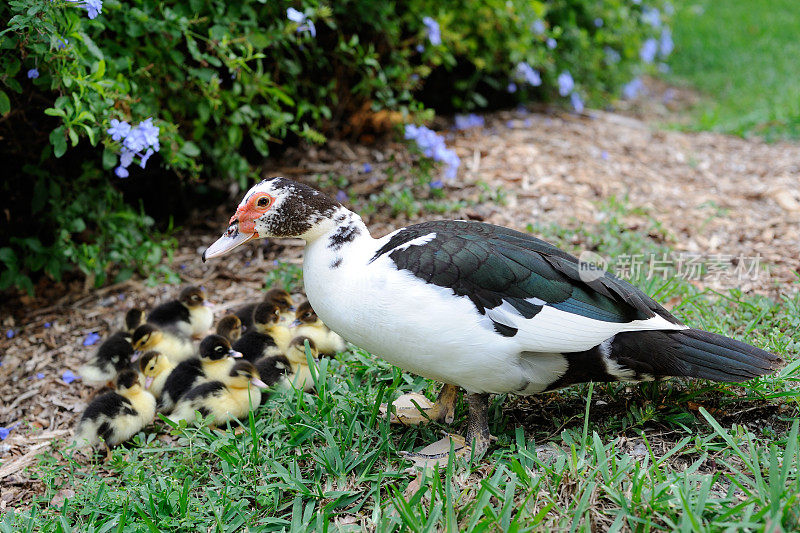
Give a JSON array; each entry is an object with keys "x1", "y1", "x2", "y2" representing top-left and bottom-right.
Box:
[{"x1": 2, "y1": 82, "x2": 799, "y2": 509}]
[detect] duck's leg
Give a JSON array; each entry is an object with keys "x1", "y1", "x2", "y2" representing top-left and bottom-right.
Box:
[
  {"x1": 464, "y1": 392, "x2": 492, "y2": 457},
  {"x1": 426, "y1": 383, "x2": 459, "y2": 424}
]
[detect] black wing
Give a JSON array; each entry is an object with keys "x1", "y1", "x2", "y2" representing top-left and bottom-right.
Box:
[
  {"x1": 147, "y1": 301, "x2": 191, "y2": 327},
  {"x1": 370, "y1": 220, "x2": 681, "y2": 327}
]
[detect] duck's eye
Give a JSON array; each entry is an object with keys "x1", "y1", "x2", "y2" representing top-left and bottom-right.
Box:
[{"x1": 257, "y1": 197, "x2": 270, "y2": 207}]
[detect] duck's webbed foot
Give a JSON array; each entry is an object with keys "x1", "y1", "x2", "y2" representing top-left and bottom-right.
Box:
[{"x1": 382, "y1": 384, "x2": 459, "y2": 426}]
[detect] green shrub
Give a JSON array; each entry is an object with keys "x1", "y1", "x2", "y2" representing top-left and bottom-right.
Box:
[{"x1": 0, "y1": 0, "x2": 670, "y2": 294}]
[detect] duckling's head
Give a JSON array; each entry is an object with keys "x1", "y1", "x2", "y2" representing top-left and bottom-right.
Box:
[
  {"x1": 179, "y1": 286, "x2": 208, "y2": 309},
  {"x1": 287, "y1": 336, "x2": 318, "y2": 362},
  {"x1": 227, "y1": 360, "x2": 268, "y2": 389},
  {"x1": 252, "y1": 302, "x2": 281, "y2": 334},
  {"x1": 116, "y1": 368, "x2": 143, "y2": 393},
  {"x1": 265, "y1": 288, "x2": 295, "y2": 313},
  {"x1": 124, "y1": 308, "x2": 145, "y2": 332},
  {"x1": 291, "y1": 301, "x2": 321, "y2": 327},
  {"x1": 216, "y1": 315, "x2": 242, "y2": 343},
  {"x1": 199, "y1": 334, "x2": 242, "y2": 362},
  {"x1": 131, "y1": 324, "x2": 163, "y2": 360},
  {"x1": 138, "y1": 351, "x2": 170, "y2": 390}
]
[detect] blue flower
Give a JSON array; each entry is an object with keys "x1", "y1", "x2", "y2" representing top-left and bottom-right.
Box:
[
  {"x1": 604, "y1": 47, "x2": 621, "y2": 65},
  {"x1": 546, "y1": 38, "x2": 557, "y2": 49},
  {"x1": 286, "y1": 7, "x2": 305, "y2": 22},
  {"x1": 286, "y1": 8, "x2": 316, "y2": 37},
  {"x1": 62, "y1": 370, "x2": 79, "y2": 384},
  {"x1": 594, "y1": 18, "x2": 603, "y2": 28},
  {"x1": 570, "y1": 92, "x2": 584, "y2": 113},
  {"x1": 137, "y1": 118, "x2": 159, "y2": 147},
  {"x1": 557, "y1": 71, "x2": 574, "y2": 97},
  {"x1": 119, "y1": 148, "x2": 135, "y2": 168},
  {"x1": 0, "y1": 427, "x2": 9, "y2": 440},
  {"x1": 430, "y1": 180, "x2": 443, "y2": 189},
  {"x1": 422, "y1": 17, "x2": 441, "y2": 46},
  {"x1": 5, "y1": 329, "x2": 14, "y2": 339},
  {"x1": 336, "y1": 190, "x2": 348, "y2": 203},
  {"x1": 67, "y1": 0, "x2": 103, "y2": 19},
  {"x1": 659, "y1": 29, "x2": 674, "y2": 57},
  {"x1": 622, "y1": 77, "x2": 644, "y2": 99},
  {"x1": 27, "y1": 68, "x2": 39, "y2": 79},
  {"x1": 83, "y1": 332, "x2": 101, "y2": 346},
  {"x1": 363, "y1": 163, "x2": 372, "y2": 173},
  {"x1": 640, "y1": 38, "x2": 658, "y2": 63},
  {"x1": 404, "y1": 124, "x2": 460, "y2": 180},
  {"x1": 44, "y1": 322, "x2": 51, "y2": 328},
  {"x1": 514, "y1": 62, "x2": 542, "y2": 87},
  {"x1": 56, "y1": 37, "x2": 69, "y2": 50},
  {"x1": 454, "y1": 114, "x2": 484, "y2": 130},
  {"x1": 601, "y1": 150, "x2": 609, "y2": 160},
  {"x1": 36, "y1": 373, "x2": 45, "y2": 379},
  {"x1": 107, "y1": 119, "x2": 131, "y2": 142},
  {"x1": 642, "y1": 7, "x2": 661, "y2": 27},
  {"x1": 416, "y1": 44, "x2": 425, "y2": 53},
  {"x1": 506, "y1": 120, "x2": 515, "y2": 129},
  {"x1": 115, "y1": 166, "x2": 129, "y2": 178},
  {"x1": 139, "y1": 148, "x2": 154, "y2": 169},
  {"x1": 531, "y1": 20, "x2": 546, "y2": 35},
  {"x1": 507, "y1": 82, "x2": 517, "y2": 93}
]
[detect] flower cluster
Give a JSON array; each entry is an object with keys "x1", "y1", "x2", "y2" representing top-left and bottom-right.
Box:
[
  {"x1": 67, "y1": 0, "x2": 103, "y2": 20},
  {"x1": 106, "y1": 118, "x2": 160, "y2": 178},
  {"x1": 454, "y1": 114, "x2": 484, "y2": 130},
  {"x1": 514, "y1": 62, "x2": 542, "y2": 87},
  {"x1": 557, "y1": 71, "x2": 584, "y2": 112},
  {"x1": 422, "y1": 17, "x2": 441, "y2": 46},
  {"x1": 404, "y1": 124, "x2": 460, "y2": 180},
  {"x1": 287, "y1": 8, "x2": 316, "y2": 37}
]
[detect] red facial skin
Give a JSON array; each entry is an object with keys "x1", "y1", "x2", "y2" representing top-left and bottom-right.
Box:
[{"x1": 230, "y1": 193, "x2": 275, "y2": 234}]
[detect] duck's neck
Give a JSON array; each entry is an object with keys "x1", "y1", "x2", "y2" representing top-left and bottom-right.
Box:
[{"x1": 300, "y1": 207, "x2": 372, "y2": 249}]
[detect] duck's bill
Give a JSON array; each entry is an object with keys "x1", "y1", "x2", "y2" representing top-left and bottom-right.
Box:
[
  {"x1": 229, "y1": 350, "x2": 243, "y2": 359},
  {"x1": 144, "y1": 376, "x2": 154, "y2": 390},
  {"x1": 251, "y1": 377, "x2": 269, "y2": 388},
  {"x1": 131, "y1": 350, "x2": 142, "y2": 363},
  {"x1": 202, "y1": 229, "x2": 256, "y2": 262}
]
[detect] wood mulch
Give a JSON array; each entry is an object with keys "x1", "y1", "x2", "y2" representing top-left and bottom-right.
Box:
[{"x1": 2, "y1": 82, "x2": 799, "y2": 511}]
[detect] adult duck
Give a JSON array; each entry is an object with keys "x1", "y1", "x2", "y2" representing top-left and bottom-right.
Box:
[{"x1": 202, "y1": 178, "x2": 783, "y2": 455}]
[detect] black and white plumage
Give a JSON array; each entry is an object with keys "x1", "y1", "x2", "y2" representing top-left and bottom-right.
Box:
[
  {"x1": 77, "y1": 331, "x2": 134, "y2": 386},
  {"x1": 202, "y1": 177, "x2": 784, "y2": 454},
  {"x1": 232, "y1": 302, "x2": 290, "y2": 363}
]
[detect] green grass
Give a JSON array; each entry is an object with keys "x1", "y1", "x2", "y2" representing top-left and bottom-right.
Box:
[
  {"x1": 667, "y1": 0, "x2": 800, "y2": 139},
  {"x1": 4, "y1": 200, "x2": 800, "y2": 531}
]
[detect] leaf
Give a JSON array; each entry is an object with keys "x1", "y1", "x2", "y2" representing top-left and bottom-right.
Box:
[
  {"x1": 180, "y1": 141, "x2": 201, "y2": 157},
  {"x1": 44, "y1": 107, "x2": 67, "y2": 118},
  {"x1": 79, "y1": 32, "x2": 104, "y2": 60},
  {"x1": 50, "y1": 126, "x2": 67, "y2": 158},
  {"x1": 0, "y1": 90, "x2": 9, "y2": 115}
]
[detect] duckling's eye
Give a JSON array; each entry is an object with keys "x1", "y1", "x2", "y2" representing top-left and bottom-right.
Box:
[
  {"x1": 305, "y1": 313, "x2": 313, "y2": 319},
  {"x1": 257, "y1": 197, "x2": 270, "y2": 207}
]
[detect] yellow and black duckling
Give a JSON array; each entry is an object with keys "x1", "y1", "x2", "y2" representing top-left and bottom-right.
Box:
[
  {"x1": 138, "y1": 350, "x2": 176, "y2": 399},
  {"x1": 167, "y1": 360, "x2": 267, "y2": 427},
  {"x1": 71, "y1": 369, "x2": 156, "y2": 458},
  {"x1": 232, "y1": 302, "x2": 291, "y2": 363},
  {"x1": 158, "y1": 334, "x2": 242, "y2": 413},
  {"x1": 131, "y1": 323, "x2": 195, "y2": 364},
  {"x1": 234, "y1": 287, "x2": 296, "y2": 330},
  {"x1": 124, "y1": 308, "x2": 146, "y2": 333},
  {"x1": 216, "y1": 314, "x2": 243, "y2": 344},
  {"x1": 290, "y1": 301, "x2": 346, "y2": 355},
  {"x1": 255, "y1": 336, "x2": 319, "y2": 393},
  {"x1": 77, "y1": 331, "x2": 134, "y2": 387},
  {"x1": 147, "y1": 286, "x2": 214, "y2": 339}
]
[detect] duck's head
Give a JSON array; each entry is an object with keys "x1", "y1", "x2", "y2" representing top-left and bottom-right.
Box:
[
  {"x1": 131, "y1": 324, "x2": 162, "y2": 360},
  {"x1": 202, "y1": 177, "x2": 341, "y2": 261},
  {"x1": 286, "y1": 336, "x2": 318, "y2": 363},
  {"x1": 116, "y1": 369, "x2": 143, "y2": 394},
  {"x1": 179, "y1": 286, "x2": 209, "y2": 309},
  {"x1": 199, "y1": 334, "x2": 242, "y2": 362},
  {"x1": 216, "y1": 315, "x2": 243, "y2": 343},
  {"x1": 138, "y1": 351, "x2": 170, "y2": 389},
  {"x1": 227, "y1": 360, "x2": 268, "y2": 390},
  {"x1": 265, "y1": 287, "x2": 295, "y2": 313},
  {"x1": 252, "y1": 302, "x2": 282, "y2": 334},
  {"x1": 290, "y1": 301, "x2": 322, "y2": 328},
  {"x1": 124, "y1": 308, "x2": 145, "y2": 333}
]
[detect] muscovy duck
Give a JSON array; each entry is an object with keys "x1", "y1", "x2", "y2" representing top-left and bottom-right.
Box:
[
  {"x1": 202, "y1": 177, "x2": 783, "y2": 455},
  {"x1": 147, "y1": 286, "x2": 214, "y2": 339}
]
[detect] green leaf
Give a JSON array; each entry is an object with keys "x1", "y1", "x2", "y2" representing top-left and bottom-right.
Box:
[
  {"x1": 44, "y1": 107, "x2": 67, "y2": 118},
  {"x1": 180, "y1": 141, "x2": 201, "y2": 157},
  {"x1": 0, "y1": 90, "x2": 9, "y2": 115},
  {"x1": 79, "y1": 32, "x2": 104, "y2": 60},
  {"x1": 50, "y1": 126, "x2": 67, "y2": 158},
  {"x1": 68, "y1": 127, "x2": 79, "y2": 147},
  {"x1": 102, "y1": 147, "x2": 118, "y2": 169}
]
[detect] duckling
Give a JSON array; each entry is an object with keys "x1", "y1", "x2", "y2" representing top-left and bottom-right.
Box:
[
  {"x1": 167, "y1": 360, "x2": 267, "y2": 427},
  {"x1": 234, "y1": 287, "x2": 296, "y2": 330},
  {"x1": 256, "y1": 336, "x2": 319, "y2": 393},
  {"x1": 216, "y1": 314, "x2": 243, "y2": 344},
  {"x1": 77, "y1": 331, "x2": 134, "y2": 386},
  {"x1": 158, "y1": 334, "x2": 242, "y2": 413},
  {"x1": 124, "y1": 308, "x2": 145, "y2": 333},
  {"x1": 232, "y1": 302, "x2": 291, "y2": 363},
  {"x1": 72, "y1": 369, "x2": 156, "y2": 458},
  {"x1": 147, "y1": 286, "x2": 214, "y2": 339},
  {"x1": 131, "y1": 324, "x2": 195, "y2": 364},
  {"x1": 138, "y1": 351, "x2": 176, "y2": 399},
  {"x1": 290, "y1": 301, "x2": 346, "y2": 355}
]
